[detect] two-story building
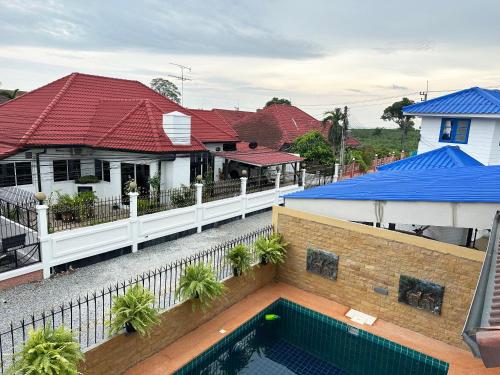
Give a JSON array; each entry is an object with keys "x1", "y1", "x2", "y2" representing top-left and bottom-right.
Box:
[{"x1": 403, "y1": 87, "x2": 500, "y2": 165}]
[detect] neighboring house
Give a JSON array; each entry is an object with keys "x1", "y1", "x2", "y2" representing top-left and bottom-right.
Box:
[
  {"x1": 345, "y1": 136, "x2": 361, "y2": 149},
  {"x1": 211, "y1": 104, "x2": 329, "y2": 151},
  {"x1": 403, "y1": 87, "x2": 500, "y2": 165},
  {"x1": 0, "y1": 73, "x2": 239, "y2": 199}
]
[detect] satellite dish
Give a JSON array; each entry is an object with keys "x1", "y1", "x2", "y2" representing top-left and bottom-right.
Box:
[{"x1": 249, "y1": 141, "x2": 258, "y2": 149}]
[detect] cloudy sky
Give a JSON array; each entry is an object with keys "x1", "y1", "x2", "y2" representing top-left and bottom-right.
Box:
[{"x1": 1, "y1": 0, "x2": 500, "y2": 128}]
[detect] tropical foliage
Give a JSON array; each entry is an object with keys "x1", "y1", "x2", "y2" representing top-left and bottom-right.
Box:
[
  {"x1": 381, "y1": 97, "x2": 416, "y2": 150},
  {"x1": 226, "y1": 244, "x2": 252, "y2": 276},
  {"x1": 322, "y1": 106, "x2": 349, "y2": 157},
  {"x1": 175, "y1": 263, "x2": 226, "y2": 311},
  {"x1": 109, "y1": 285, "x2": 160, "y2": 336},
  {"x1": 150, "y1": 78, "x2": 181, "y2": 103},
  {"x1": 255, "y1": 233, "x2": 288, "y2": 265},
  {"x1": 7, "y1": 325, "x2": 83, "y2": 375},
  {"x1": 290, "y1": 131, "x2": 334, "y2": 165},
  {"x1": 265, "y1": 97, "x2": 291, "y2": 107}
]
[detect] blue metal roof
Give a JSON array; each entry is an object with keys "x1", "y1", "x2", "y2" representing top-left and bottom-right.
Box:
[
  {"x1": 403, "y1": 87, "x2": 500, "y2": 115},
  {"x1": 285, "y1": 166, "x2": 500, "y2": 203},
  {"x1": 377, "y1": 146, "x2": 483, "y2": 171}
]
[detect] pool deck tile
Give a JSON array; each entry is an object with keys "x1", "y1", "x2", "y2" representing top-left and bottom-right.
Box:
[{"x1": 125, "y1": 282, "x2": 500, "y2": 375}]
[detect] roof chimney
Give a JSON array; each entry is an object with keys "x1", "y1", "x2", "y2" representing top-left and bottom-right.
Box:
[{"x1": 162, "y1": 111, "x2": 191, "y2": 145}]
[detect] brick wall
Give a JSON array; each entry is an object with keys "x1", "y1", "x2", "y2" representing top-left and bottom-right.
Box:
[
  {"x1": 82, "y1": 264, "x2": 276, "y2": 375},
  {"x1": 273, "y1": 206, "x2": 483, "y2": 348}
]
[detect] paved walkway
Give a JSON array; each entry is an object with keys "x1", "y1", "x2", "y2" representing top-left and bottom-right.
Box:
[{"x1": 0, "y1": 211, "x2": 271, "y2": 330}]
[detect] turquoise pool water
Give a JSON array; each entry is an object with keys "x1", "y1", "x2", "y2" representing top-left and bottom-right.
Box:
[{"x1": 175, "y1": 299, "x2": 449, "y2": 375}]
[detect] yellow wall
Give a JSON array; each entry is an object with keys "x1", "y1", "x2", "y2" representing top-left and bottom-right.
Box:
[{"x1": 273, "y1": 206, "x2": 483, "y2": 348}]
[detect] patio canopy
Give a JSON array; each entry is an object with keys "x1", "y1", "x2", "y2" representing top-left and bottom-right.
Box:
[
  {"x1": 216, "y1": 142, "x2": 303, "y2": 167},
  {"x1": 284, "y1": 166, "x2": 500, "y2": 229}
]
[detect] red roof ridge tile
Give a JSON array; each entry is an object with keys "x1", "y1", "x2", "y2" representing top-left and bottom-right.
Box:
[
  {"x1": 95, "y1": 99, "x2": 147, "y2": 146},
  {"x1": 19, "y1": 72, "x2": 78, "y2": 146},
  {"x1": 144, "y1": 100, "x2": 163, "y2": 147}
]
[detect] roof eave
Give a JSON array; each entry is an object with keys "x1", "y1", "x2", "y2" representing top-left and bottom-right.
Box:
[{"x1": 403, "y1": 112, "x2": 500, "y2": 119}]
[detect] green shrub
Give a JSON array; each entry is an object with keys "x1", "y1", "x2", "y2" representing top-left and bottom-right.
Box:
[
  {"x1": 109, "y1": 285, "x2": 160, "y2": 337},
  {"x1": 170, "y1": 185, "x2": 195, "y2": 208},
  {"x1": 7, "y1": 325, "x2": 83, "y2": 375},
  {"x1": 76, "y1": 175, "x2": 99, "y2": 184},
  {"x1": 255, "y1": 233, "x2": 288, "y2": 265},
  {"x1": 226, "y1": 244, "x2": 252, "y2": 276},
  {"x1": 175, "y1": 263, "x2": 226, "y2": 311}
]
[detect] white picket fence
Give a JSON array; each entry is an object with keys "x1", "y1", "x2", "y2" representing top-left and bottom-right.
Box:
[{"x1": 14, "y1": 174, "x2": 302, "y2": 280}]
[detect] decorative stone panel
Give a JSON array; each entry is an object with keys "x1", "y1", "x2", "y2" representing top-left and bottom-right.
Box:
[
  {"x1": 306, "y1": 248, "x2": 339, "y2": 280},
  {"x1": 398, "y1": 275, "x2": 445, "y2": 315}
]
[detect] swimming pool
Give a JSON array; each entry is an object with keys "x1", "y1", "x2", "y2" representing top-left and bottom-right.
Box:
[{"x1": 175, "y1": 299, "x2": 449, "y2": 374}]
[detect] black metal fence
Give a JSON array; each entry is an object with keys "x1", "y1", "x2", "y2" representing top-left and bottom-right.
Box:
[
  {"x1": 138, "y1": 186, "x2": 196, "y2": 216},
  {"x1": 202, "y1": 179, "x2": 241, "y2": 203},
  {"x1": 48, "y1": 195, "x2": 129, "y2": 232},
  {"x1": 246, "y1": 176, "x2": 276, "y2": 193},
  {"x1": 0, "y1": 199, "x2": 40, "y2": 274},
  {"x1": 0, "y1": 225, "x2": 273, "y2": 373}
]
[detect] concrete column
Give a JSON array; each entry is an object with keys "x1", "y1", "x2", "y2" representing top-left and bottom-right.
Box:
[
  {"x1": 240, "y1": 177, "x2": 247, "y2": 219},
  {"x1": 333, "y1": 163, "x2": 339, "y2": 183},
  {"x1": 128, "y1": 192, "x2": 139, "y2": 253},
  {"x1": 195, "y1": 183, "x2": 203, "y2": 233},
  {"x1": 36, "y1": 204, "x2": 51, "y2": 279},
  {"x1": 274, "y1": 172, "x2": 281, "y2": 205},
  {"x1": 109, "y1": 162, "x2": 122, "y2": 198},
  {"x1": 301, "y1": 168, "x2": 306, "y2": 188}
]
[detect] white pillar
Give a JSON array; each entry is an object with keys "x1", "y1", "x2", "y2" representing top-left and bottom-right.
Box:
[
  {"x1": 301, "y1": 168, "x2": 306, "y2": 188},
  {"x1": 129, "y1": 192, "x2": 139, "y2": 253},
  {"x1": 109, "y1": 162, "x2": 122, "y2": 198},
  {"x1": 240, "y1": 177, "x2": 247, "y2": 219},
  {"x1": 333, "y1": 163, "x2": 340, "y2": 183},
  {"x1": 37, "y1": 204, "x2": 52, "y2": 279},
  {"x1": 275, "y1": 171, "x2": 281, "y2": 189},
  {"x1": 195, "y1": 183, "x2": 203, "y2": 233}
]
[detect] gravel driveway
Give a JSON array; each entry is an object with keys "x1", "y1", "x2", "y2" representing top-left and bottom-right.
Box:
[{"x1": 0, "y1": 211, "x2": 271, "y2": 333}]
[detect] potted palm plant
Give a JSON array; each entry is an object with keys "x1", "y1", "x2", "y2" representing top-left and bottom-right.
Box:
[
  {"x1": 7, "y1": 325, "x2": 83, "y2": 375},
  {"x1": 226, "y1": 244, "x2": 252, "y2": 277},
  {"x1": 109, "y1": 285, "x2": 160, "y2": 336},
  {"x1": 255, "y1": 233, "x2": 288, "y2": 265},
  {"x1": 175, "y1": 262, "x2": 226, "y2": 311}
]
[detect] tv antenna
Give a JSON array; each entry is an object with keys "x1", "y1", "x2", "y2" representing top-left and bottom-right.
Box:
[{"x1": 168, "y1": 63, "x2": 192, "y2": 106}]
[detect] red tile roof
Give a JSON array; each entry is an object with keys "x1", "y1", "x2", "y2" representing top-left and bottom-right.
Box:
[
  {"x1": 0, "y1": 73, "x2": 240, "y2": 158},
  {"x1": 216, "y1": 141, "x2": 303, "y2": 167},
  {"x1": 345, "y1": 137, "x2": 361, "y2": 148},
  {"x1": 188, "y1": 109, "x2": 239, "y2": 142},
  {"x1": 216, "y1": 105, "x2": 328, "y2": 150}
]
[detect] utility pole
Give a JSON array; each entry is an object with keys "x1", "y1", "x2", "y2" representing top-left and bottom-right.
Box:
[
  {"x1": 338, "y1": 106, "x2": 349, "y2": 178},
  {"x1": 168, "y1": 63, "x2": 192, "y2": 106},
  {"x1": 420, "y1": 80, "x2": 429, "y2": 101}
]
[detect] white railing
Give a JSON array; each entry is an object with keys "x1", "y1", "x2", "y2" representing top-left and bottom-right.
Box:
[{"x1": 34, "y1": 171, "x2": 304, "y2": 279}]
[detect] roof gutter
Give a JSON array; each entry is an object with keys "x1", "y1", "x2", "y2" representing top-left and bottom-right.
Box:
[{"x1": 462, "y1": 211, "x2": 500, "y2": 357}]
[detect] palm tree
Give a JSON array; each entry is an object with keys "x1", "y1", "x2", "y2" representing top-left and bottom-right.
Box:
[{"x1": 322, "y1": 108, "x2": 346, "y2": 156}]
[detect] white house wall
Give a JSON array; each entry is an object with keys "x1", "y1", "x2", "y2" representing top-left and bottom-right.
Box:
[
  {"x1": 284, "y1": 198, "x2": 500, "y2": 230},
  {"x1": 418, "y1": 116, "x2": 499, "y2": 165},
  {"x1": 164, "y1": 156, "x2": 190, "y2": 189}
]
